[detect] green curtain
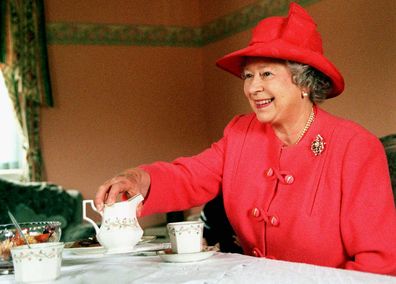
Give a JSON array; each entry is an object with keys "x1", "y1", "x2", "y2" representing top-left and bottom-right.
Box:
[{"x1": 0, "y1": 0, "x2": 53, "y2": 181}]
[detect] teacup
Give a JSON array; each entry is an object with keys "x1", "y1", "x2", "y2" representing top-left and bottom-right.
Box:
[
  {"x1": 11, "y1": 242, "x2": 64, "y2": 283},
  {"x1": 167, "y1": 221, "x2": 204, "y2": 254}
]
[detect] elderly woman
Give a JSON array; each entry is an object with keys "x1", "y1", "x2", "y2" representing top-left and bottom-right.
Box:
[{"x1": 95, "y1": 3, "x2": 396, "y2": 275}]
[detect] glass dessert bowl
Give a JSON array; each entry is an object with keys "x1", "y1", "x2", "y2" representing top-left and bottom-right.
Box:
[{"x1": 0, "y1": 221, "x2": 61, "y2": 262}]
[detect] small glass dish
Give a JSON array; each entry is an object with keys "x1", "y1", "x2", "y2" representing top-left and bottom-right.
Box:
[{"x1": 0, "y1": 221, "x2": 61, "y2": 262}]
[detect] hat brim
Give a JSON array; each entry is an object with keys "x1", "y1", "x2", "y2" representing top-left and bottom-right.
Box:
[{"x1": 216, "y1": 39, "x2": 344, "y2": 98}]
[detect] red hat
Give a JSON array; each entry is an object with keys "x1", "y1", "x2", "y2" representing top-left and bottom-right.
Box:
[{"x1": 216, "y1": 2, "x2": 344, "y2": 98}]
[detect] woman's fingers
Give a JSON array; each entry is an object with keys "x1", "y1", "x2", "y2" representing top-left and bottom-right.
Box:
[
  {"x1": 95, "y1": 168, "x2": 150, "y2": 213},
  {"x1": 136, "y1": 203, "x2": 143, "y2": 217},
  {"x1": 94, "y1": 176, "x2": 139, "y2": 211},
  {"x1": 95, "y1": 182, "x2": 112, "y2": 211}
]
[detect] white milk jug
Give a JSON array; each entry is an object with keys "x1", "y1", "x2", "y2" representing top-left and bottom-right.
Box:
[{"x1": 83, "y1": 194, "x2": 144, "y2": 254}]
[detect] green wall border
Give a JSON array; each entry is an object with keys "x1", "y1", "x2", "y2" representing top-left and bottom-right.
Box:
[{"x1": 46, "y1": 0, "x2": 320, "y2": 47}]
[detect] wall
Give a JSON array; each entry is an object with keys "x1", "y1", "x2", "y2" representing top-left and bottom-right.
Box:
[
  {"x1": 41, "y1": 0, "x2": 395, "y2": 227},
  {"x1": 42, "y1": 1, "x2": 206, "y2": 227},
  {"x1": 310, "y1": 0, "x2": 396, "y2": 134}
]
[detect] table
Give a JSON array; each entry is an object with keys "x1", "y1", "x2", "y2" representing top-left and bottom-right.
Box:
[{"x1": 1, "y1": 250, "x2": 395, "y2": 283}]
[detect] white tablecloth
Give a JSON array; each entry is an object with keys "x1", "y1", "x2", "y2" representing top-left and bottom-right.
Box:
[{"x1": 1, "y1": 250, "x2": 395, "y2": 283}]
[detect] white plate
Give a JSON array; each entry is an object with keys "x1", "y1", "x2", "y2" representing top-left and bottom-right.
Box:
[
  {"x1": 105, "y1": 242, "x2": 171, "y2": 255},
  {"x1": 64, "y1": 246, "x2": 106, "y2": 255},
  {"x1": 139, "y1": 236, "x2": 157, "y2": 244},
  {"x1": 64, "y1": 236, "x2": 157, "y2": 255},
  {"x1": 157, "y1": 247, "x2": 216, "y2": 263},
  {"x1": 64, "y1": 241, "x2": 170, "y2": 256}
]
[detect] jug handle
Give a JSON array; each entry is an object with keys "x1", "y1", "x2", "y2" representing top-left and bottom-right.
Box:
[{"x1": 82, "y1": 200, "x2": 101, "y2": 233}]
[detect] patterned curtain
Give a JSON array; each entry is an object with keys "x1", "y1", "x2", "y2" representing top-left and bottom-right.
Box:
[{"x1": 0, "y1": 0, "x2": 53, "y2": 181}]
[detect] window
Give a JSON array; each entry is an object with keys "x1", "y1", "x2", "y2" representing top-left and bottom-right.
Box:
[{"x1": 0, "y1": 71, "x2": 26, "y2": 180}]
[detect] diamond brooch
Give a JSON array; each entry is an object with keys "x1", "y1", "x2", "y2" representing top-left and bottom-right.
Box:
[{"x1": 311, "y1": 134, "x2": 325, "y2": 156}]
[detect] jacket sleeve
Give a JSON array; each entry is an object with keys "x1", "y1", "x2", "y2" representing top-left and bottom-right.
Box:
[
  {"x1": 140, "y1": 115, "x2": 242, "y2": 216},
  {"x1": 340, "y1": 132, "x2": 396, "y2": 275}
]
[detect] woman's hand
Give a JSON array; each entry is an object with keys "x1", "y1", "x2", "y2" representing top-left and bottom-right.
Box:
[{"x1": 94, "y1": 167, "x2": 151, "y2": 213}]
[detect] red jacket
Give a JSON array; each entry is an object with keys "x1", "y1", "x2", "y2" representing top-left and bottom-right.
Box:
[{"x1": 141, "y1": 106, "x2": 396, "y2": 275}]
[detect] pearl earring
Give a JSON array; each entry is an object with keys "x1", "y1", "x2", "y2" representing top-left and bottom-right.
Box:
[{"x1": 301, "y1": 92, "x2": 309, "y2": 99}]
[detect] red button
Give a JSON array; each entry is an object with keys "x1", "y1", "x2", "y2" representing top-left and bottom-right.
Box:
[
  {"x1": 284, "y1": 175, "x2": 294, "y2": 184},
  {"x1": 266, "y1": 168, "x2": 274, "y2": 177},
  {"x1": 270, "y1": 216, "x2": 279, "y2": 226},
  {"x1": 251, "y1": 208, "x2": 261, "y2": 218}
]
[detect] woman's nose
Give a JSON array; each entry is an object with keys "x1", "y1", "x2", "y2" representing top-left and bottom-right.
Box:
[{"x1": 247, "y1": 75, "x2": 264, "y2": 95}]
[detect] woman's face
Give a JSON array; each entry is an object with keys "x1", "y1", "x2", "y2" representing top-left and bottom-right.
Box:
[{"x1": 242, "y1": 57, "x2": 306, "y2": 126}]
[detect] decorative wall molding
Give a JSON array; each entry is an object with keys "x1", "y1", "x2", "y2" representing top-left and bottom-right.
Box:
[
  {"x1": 47, "y1": 23, "x2": 202, "y2": 47},
  {"x1": 46, "y1": 0, "x2": 319, "y2": 47}
]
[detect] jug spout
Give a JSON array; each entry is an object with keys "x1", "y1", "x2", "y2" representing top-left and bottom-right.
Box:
[
  {"x1": 82, "y1": 200, "x2": 101, "y2": 235},
  {"x1": 128, "y1": 194, "x2": 144, "y2": 205}
]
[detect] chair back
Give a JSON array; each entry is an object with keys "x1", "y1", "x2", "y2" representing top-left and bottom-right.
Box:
[{"x1": 380, "y1": 134, "x2": 396, "y2": 204}]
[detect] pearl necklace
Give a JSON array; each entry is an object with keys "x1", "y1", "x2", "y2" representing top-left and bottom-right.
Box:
[{"x1": 295, "y1": 107, "x2": 315, "y2": 144}]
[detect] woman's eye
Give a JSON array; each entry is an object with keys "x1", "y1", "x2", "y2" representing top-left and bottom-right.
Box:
[
  {"x1": 241, "y1": 71, "x2": 272, "y2": 80},
  {"x1": 241, "y1": 73, "x2": 253, "y2": 80},
  {"x1": 260, "y1": 71, "x2": 273, "y2": 78}
]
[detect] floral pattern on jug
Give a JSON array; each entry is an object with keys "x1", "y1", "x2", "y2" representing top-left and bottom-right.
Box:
[{"x1": 102, "y1": 217, "x2": 140, "y2": 231}]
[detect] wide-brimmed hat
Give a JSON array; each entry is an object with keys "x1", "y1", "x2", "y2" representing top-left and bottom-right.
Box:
[{"x1": 216, "y1": 2, "x2": 344, "y2": 98}]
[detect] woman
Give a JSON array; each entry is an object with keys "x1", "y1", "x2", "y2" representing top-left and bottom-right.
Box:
[{"x1": 95, "y1": 3, "x2": 396, "y2": 275}]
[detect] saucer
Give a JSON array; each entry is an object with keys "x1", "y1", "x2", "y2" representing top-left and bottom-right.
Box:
[{"x1": 157, "y1": 247, "x2": 217, "y2": 263}]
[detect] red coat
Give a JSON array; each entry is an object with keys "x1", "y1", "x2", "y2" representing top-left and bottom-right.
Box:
[{"x1": 141, "y1": 106, "x2": 396, "y2": 275}]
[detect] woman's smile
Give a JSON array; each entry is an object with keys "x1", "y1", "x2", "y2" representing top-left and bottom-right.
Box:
[{"x1": 255, "y1": 98, "x2": 274, "y2": 109}]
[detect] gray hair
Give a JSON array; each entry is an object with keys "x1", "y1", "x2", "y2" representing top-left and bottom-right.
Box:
[{"x1": 286, "y1": 61, "x2": 333, "y2": 103}]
